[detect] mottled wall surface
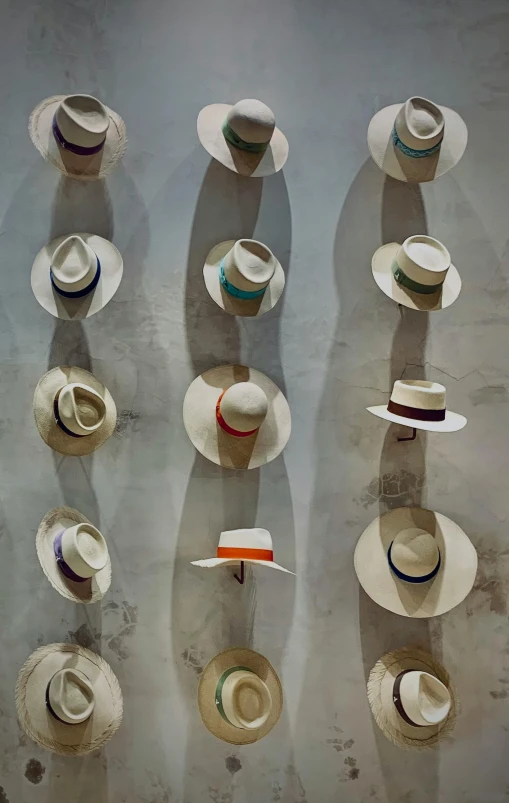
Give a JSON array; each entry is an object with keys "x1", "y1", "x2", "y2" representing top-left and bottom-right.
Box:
[{"x1": 0, "y1": 0, "x2": 508, "y2": 801}]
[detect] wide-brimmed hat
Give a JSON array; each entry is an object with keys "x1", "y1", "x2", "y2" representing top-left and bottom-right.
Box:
[
  {"x1": 203, "y1": 239, "x2": 285, "y2": 317},
  {"x1": 367, "y1": 96, "x2": 467, "y2": 183},
  {"x1": 354, "y1": 507, "x2": 477, "y2": 617},
  {"x1": 33, "y1": 366, "x2": 117, "y2": 456},
  {"x1": 372, "y1": 235, "x2": 461, "y2": 312},
  {"x1": 198, "y1": 647, "x2": 282, "y2": 744},
  {"x1": 29, "y1": 94, "x2": 126, "y2": 181},
  {"x1": 183, "y1": 364, "x2": 291, "y2": 470},
  {"x1": 192, "y1": 528, "x2": 294, "y2": 574},
  {"x1": 197, "y1": 99, "x2": 289, "y2": 177},
  {"x1": 36, "y1": 506, "x2": 112, "y2": 604},
  {"x1": 16, "y1": 643, "x2": 123, "y2": 756},
  {"x1": 367, "y1": 380, "x2": 466, "y2": 433},
  {"x1": 367, "y1": 647, "x2": 456, "y2": 749},
  {"x1": 31, "y1": 233, "x2": 123, "y2": 320}
]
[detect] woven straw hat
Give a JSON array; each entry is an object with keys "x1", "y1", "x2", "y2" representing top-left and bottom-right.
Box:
[
  {"x1": 31, "y1": 233, "x2": 123, "y2": 320},
  {"x1": 367, "y1": 379, "x2": 466, "y2": 433},
  {"x1": 33, "y1": 366, "x2": 117, "y2": 456},
  {"x1": 368, "y1": 96, "x2": 467, "y2": 183},
  {"x1": 29, "y1": 94, "x2": 126, "y2": 181},
  {"x1": 354, "y1": 507, "x2": 477, "y2": 618},
  {"x1": 372, "y1": 235, "x2": 461, "y2": 312},
  {"x1": 367, "y1": 647, "x2": 457, "y2": 750},
  {"x1": 16, "y1": 643, "x2": 123, "y2": 756},
  {"x1": 197, "y1": 99, "x2": 289, "y2": 177},
  {"x1": 192, "y1": 528, "x2": 294, "y2": 574},
  {"x1": 183, "y1": 364, "x2": 291, "y2": 470},
  {"x1": 203, "y1": 239, "x2": 285, "y2": 317},
  {"x1": 36, "y1": 506, "x2": 112, "y2": 604},
  {"x1": 198, "y1": 647, "x2": 282, "y2": 744}
]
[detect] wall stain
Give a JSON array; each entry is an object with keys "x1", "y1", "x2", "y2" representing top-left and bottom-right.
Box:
[
  {"x1": 469, "y1": 385, "x2": 509, "y2": 406},
  {"x1": 208, "y1": 788, "x2": 233, "y2": 803},
  {"x1": 106, "y1": 602, "x2": 138, "y2": 660},
  {"x1": 468, "y1": 546, "x2": 509, "y2": 617},
  {"x1": 24, "y1": 759, "x2": 45, "y2": 784},
  {"x1": 181, "y1": 645, "x2": 205, "y2": 675},
  {"x1": 67, "y1": 623, "x2": 101, "y2": 651},
  {"x1": 0, "y1": 786, "x2": 9, "y2": 803},
  {"x1": 225, "y1": 755, "x2": 242, "y2": 775},
  {"x1": 339, "y1": 756, "x2": 360, "y2": 782},
  {"x1": 490, "y1": 689, "x2": 508, "y2": 699},
  {"x1": 115, "y1": 410, "x2": 140, "y2": 437},
  {"x1": 359, "y1": 470, "x2": 424, "y2": 509}
]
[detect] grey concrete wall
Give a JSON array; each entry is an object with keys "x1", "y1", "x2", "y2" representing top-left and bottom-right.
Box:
[{"x1": 0, "y1": 0, "x2": 508, "y2": 801}]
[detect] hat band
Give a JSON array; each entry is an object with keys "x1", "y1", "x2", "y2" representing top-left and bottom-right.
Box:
[
  {"x1": 387, "y1": 399, "x2": 446, "y2": 422},
  {"x1": 388, "y1": 541, "x2": 441, "y2": 583},
  {"x1": 50, "y1": 257, "x2": 101, "y2": 299},
  {"x1": 392, "y1": 262, "x2": 444, "y2": 295},
  {"x1": 219, "y1": 261, "x2": 267, "y2": 300},
  {"x1": 52, "y1": 115, "x2": 107, "y2": 156},
  {"x1": 215, "y1": 665, "x2": 255, "y2": 725},
  {"x1": 392, "y1": 127, "x2": 443, "y2": 159},
  {"x1": 217, "y1": 546, "x2": 274, "y2": 561},
  {"x1": 53, "y1": 531, "x2": 88, "y2": 583},
  {"x1": 393, "y1": 670, "x2": 426, "y2": 727},
  {"x1": 53, "y1": 391, "x2": 86, "y2": 438},
  {"x1": 216, "y1": 391, "x2": 260, "y2": 438},
  {"x1": 45, "y1": 680, "x2": 71, "y2": 724},
  {"x1": 222, "y1": 120, "x2": 269, "y2": 154}
]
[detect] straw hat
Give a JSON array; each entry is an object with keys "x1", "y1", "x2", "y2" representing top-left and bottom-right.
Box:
[
  {"x1": 367, "y1": 380, "x2": 466, "y2": 433},
  {"x1": 16, "y1": 643, "x2": 123, "y2": 756},
  {"x1": 197, "y1": 99, "x2": 289, "y2": 177},
  {"x1": 29, "y1": 94, "x2": 126, "y2": 181},
  {"x1": 33, "y1": 366, "x2": 117, "y2": 456},
  {"x1": 203, "y1": 239, "x2": 285, "y2": 317},
  {"x1": 368, "y1": 96, "x2": 467, "y2": 182},
  {"x1": 372, "y1": 235, "x2": 461, "y2": 312},
  {"x1": 354, "y1": 507, "x2": 477, "y2": 617},
  {"x1": 183, "y1": 364, "x2": 291, "y2": 470},
  {"x1": 36, "y1": 506, "x2": 112, "y2": 604},
  {"x1": 367, "y1": 647, "x2": 456, "y2": 749},
  {"x1": 198, "y1": 647, "x2": 282, "y2": 744},
  {"x1": 192, "y1": 528, "x2": 294, "y2": 574}
]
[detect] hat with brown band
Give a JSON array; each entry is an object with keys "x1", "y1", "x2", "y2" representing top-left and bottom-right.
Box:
[{"x1": 367, "y1": 379, "x2": 466, "y2": 433}]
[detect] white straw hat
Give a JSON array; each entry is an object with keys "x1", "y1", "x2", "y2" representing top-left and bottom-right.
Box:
[
  {"x1": 16, "y1": 643, "x2": 123, "y2": 756},
  {"x1": 203, "y1": 239, "x2": 285, "y2": 317},
  {"x1": 33, "y1": 366, "x2": 117, "y2": 456},
  {"x1": 367, "y1": 379, "x2": 466, "y2": 433},
  {"x1": 192, "y1": 528, "x2": 294, "y2": 574},
  {"x1": 354, "y1": 507, "x2": 477, "y2": 617},
  {"x1": 31, "y1": 233, "x2": 123, "y2": 320},
  {"x1": 368, "y1": 96, "x2": 467, "y2": 183},
  {"x1": 367, "y1": 647, "x2": 456, "y2": 750},
  {"x1": 198, "y1": 647, "x2": 282, "y2": 745},
  {"x1": 29, "y1": 94, "x2": 126, "y2": 181},
  {"x1": 183, "y1": 365, "x2": 291, "y2": 470},
  {"x1": 372, "y1": 235, "x2": 461, "y2": 312},
  {"x1": 197, "y1": 99, "x2": 289, "y2": 177},
  {"x1": 36, "y1": 506, "x2": 112, "y2": 604}
]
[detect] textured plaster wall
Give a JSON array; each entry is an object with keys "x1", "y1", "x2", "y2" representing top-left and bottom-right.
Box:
[{"x1": 0, "y1": 0, "x2": 509, "y2": 801}]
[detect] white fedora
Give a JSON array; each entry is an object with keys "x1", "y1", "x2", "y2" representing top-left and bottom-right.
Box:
[
  {"x1": 368, "y1": 96, "x2": 467, "y2": 183},
  {"x1": 31, "y1": 233, "x2": 123, "y2": 320},
  {"x1": 36, "y1": 506, "x2": 112, "y2": 604},
  {"x1": 203, "y1": 239, "x2": 285, "y2": 317},
  {"x1": 367, "y1": 379, "x2": 466, "y2": 433},
  {"x1": 367, "y1": 647, "x2": 456, "y2": 750},
  {"x1": 183, "y1": 365, "x2": 291, "y2": 470},
  {"x1": 354, "y1": 507, "x2": 477, "y2": 617},
  {"x1": 198, "y1": 647, "x2": 282, "y2": 745},
  {"x1": 372, "y1": 235, "x2": 461, "y2": 312},
  {"x1": 192, "y1": 528, "x2": 294, "y2": 574},
  {"x1": 29, "y1": 94, "x2": 126, "y2": 181},
  {"x1": 197, "y1": 98, "x2": 289, "y2": 177},
  {"x1": 16, "y1": 643, "x2": 123, "y2": 756}
]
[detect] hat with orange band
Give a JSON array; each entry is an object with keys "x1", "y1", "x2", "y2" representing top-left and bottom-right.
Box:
[{"x1": 192, "y1": 528, "x2": 294, "y2": 574}]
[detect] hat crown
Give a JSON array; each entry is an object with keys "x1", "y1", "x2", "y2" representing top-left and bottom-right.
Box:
[
  {"x1": 48, "y1": 668, "x2": 95, "y2": 724},
  {"x1": 396, "y1": 235, "x2": 450, "y2": 287},
  {"x1": 395, "y1": 97, "x2": 445, "y2": 150},
  {"x1": 56, "y1": 94, "x2": 109, "y2": 148},
  {"x1": 224, "y1": 240, "x2": 276, "y2": 292},
  {"x1": 51, "y1": 236, "x2": 97, "y2": 290},
  {"x1": 220, "y1": 382, "x2": 268, "y2": 432},
  {"x1": 218, "y1": 527, "x2": 273, "y2": 551},
  {"x1": 390, "y1": 380, "x2": 446, "y2": 412},
  {"x1": 399, "y1": 670, "x2": 451, "y2": 726},
  {"x1": 227, "y1": 99, "x2": 275, "y2": 144},
  {"x1": 220, "y1": 670, "x2": 272, "y2": 730},
  {"x1": 391, "y1": 528, "x2": 439, "y2": 577},
  {"x1": 58, "y1": 382, "x2": 107, "y2": 436},
  {"x1": 61, "y1": 522, "x2": 108, "y2": 578}
]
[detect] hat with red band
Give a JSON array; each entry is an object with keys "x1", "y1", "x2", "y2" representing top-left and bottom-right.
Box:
[{"x1": 192, "y1": 528, "x2": 294, "y2": 574}]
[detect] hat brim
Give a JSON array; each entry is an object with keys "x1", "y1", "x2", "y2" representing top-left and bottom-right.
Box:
[
  {"x1": 33, "y1": 366, "x2": 117, "y2": 456},
  {"x1": 183, "y1": 364, "x2": 291, "y2": 470},
  {"x1": 367, "y1": 647, "x2": 457, "y2": 749},
  {"x1": 197, "y1": 104, "x2": 289, "y2": 177},
  {"x1": 36, "y1": 506, "x2": 112, "y2": 604},
  {"x1": 191, "y1": 557, "x2": 294, "y2": 574},
  {"x1": 29, "y1": 96, "x2": 126, "y2": 181},
  {"x1": 16, "y1": 643, "x2": 123, "y2": 756},
  {"x1": 367, "y1": 103, "x2": 467, "y2": 183},
  {"x1": 372, "y1": 242, "x2": 461, "y2": 311},
  {"x1": 366, "y1": 404, "x2": 466, "y2": 433},
  {"x1": 198, "y1": 647, "x2": 282, "y2": 745},
  {"x1": 203, "y1": 240, "x2": 285, "y2": 317},
  {"x1": 354, "y1": 507, "x2": 477, "y2": 617},
  {"x1": 31, "y1": 233, "x2": 123, "y2": 320}
]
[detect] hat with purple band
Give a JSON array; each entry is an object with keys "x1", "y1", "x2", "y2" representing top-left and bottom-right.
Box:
[{"x1": 367, "y1": 379, "x2": 466, "y2": 434}]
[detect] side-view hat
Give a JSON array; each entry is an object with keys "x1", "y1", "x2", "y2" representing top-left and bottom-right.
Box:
[
  {"x1": 192, "y1": 528, "x2": 294, "y2": 574},
  {"x1": 198, "y1": 647, "x2": 282, "y2": 744},
  {"x1": 197, "y1": 98, "x2": 289, "y2": 177},
  {"x1": 367, "y1": 96, "x2": 467, "y2": 183},
  {"x1": 372, "y1": 235, "x2": 461, "y2": 311},
  {"x1": 367, "y1": 379, "x2": 466, "y2": 433},
  {"x1": 203, "y1": 239, "x2": 285, "y2": 317},
  {"x1": 31, "y1": 233, "x2": 123, "y2": 320},
  {"x1": 29, "y1": 93, "x2": 126, "y2": 180}
]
